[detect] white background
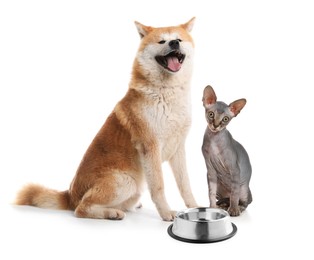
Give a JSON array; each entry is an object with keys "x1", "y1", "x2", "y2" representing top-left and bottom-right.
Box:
[{"x1": 1, "y1": 0, "x2": 313, "y2": 259}]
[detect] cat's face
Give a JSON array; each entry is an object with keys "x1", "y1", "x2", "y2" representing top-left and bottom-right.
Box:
[
  {"x1": 205, "y1": 102, "x2": 233, "y2": 133},
  {"x1": 202, "y1": 85, "x2": 246, "y2": 133}
]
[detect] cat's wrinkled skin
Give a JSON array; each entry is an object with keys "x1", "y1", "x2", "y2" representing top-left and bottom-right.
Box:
[{"x1": 201, "y1": 85, "x2": 252, "y2": 216}]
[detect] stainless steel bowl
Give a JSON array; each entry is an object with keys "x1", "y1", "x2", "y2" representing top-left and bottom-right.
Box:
[{"x1": 168, "y1": 207, "x2": 237, "y2": 243}]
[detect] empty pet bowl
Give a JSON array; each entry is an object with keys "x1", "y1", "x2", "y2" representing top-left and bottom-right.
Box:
[{"x1": 167, "y1": 207, "x2": 237, "y2": 243}]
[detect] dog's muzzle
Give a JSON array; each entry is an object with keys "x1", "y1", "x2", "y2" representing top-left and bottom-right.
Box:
[{"x1": 155, "y1": 40, "x2": 186, "y2": 72}]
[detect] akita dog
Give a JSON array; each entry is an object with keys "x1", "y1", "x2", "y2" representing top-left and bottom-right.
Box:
[{"x1": 15, "y1": 18, "x2": 198, "y2": 221}]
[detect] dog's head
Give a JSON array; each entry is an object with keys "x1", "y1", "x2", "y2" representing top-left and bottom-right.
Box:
[{"x1": 134, "y1": 18, "x2": 195, "y2": 79}]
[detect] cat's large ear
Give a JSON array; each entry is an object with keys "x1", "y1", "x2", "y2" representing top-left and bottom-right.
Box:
[
  {"x1": 202, "y1": 85, "x2": 217, "y2": 108},
  {"x1": 229, "y1": 99, "x2": 246, "y2": 116}
]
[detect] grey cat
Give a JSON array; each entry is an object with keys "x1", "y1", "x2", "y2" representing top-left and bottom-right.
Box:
[{"x1": 201, "y1": 85, "x2": 252, "y2": 216}]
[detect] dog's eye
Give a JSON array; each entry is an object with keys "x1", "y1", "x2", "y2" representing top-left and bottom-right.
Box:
[{"x1": 158, "y1": 40, "x2": 166, "y2": 44}]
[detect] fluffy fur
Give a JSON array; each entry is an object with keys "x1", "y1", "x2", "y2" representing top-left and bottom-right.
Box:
[{"x1": 15, "y1": 18, "x2": 198, "y2": 221}]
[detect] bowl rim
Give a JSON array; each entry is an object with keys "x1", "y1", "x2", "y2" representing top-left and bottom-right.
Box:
[{"x1": 176, "y1": 207, "x2": 230, "y2": 223}]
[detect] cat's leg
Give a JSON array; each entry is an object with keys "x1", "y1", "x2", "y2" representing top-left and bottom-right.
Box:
[
  {"x1": 202, "y1": 142, "x2": 218, "y2": 208},
  {"x1": 247, "y1": 187, "x2": 253, "y2": 204},
  {"x1": 74, "y1": 173, "x2": 138, "y2": 220},
  {"x1": 238, "y1": 186, "x2": 253, "y2": 212},
  {"x1": 207, "y1": 171, "x2": 218, "y2": 208},
  {"x1": 228, "y1": 169, "x2": 241, "y2": 216},
  {"x1": 216, "y1": 186, "x2": 230, "y2": 210},
  {"x1": 169, "y1": 143, "x2": 198, "y2": 208}
]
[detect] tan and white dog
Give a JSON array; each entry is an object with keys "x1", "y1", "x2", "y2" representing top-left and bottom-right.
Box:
[{"x1": 16, "y1": 18, "x2": 198, "y2": 221}]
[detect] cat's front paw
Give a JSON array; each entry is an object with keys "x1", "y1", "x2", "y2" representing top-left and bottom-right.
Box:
[
  {"x1": 227, "y1": 206, "x2": 241, "y2": 217},
  {"x1": 217, "y1": 198, "x2": 230, "y2": 211}
]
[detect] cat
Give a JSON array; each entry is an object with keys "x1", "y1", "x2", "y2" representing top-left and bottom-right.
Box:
[{"x1": 201, "y1": 85, "x2": 252, "y2": 216}]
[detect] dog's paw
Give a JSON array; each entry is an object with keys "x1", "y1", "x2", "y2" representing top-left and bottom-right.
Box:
[
  {"x1": 186, "y1": 202, "x2": 199, "y2": 208},
  {"x1": 185, "y1": 198, "x2": 199, "y2": 208},
  {"x1": 160, "y1": 210, "x2": 177, "y2": 221},
  {"x1": 105, "y1": 209, "x2": 126, "y2": 220},
  {"x1": 136, "y1": 202, "x2": 143, "y2": 209}
]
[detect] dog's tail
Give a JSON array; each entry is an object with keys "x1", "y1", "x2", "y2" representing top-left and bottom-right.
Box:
[{"x1": 15, "y1": 183, "x2": 71, "y2": 210}]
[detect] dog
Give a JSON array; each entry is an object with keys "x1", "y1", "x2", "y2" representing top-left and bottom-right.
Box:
[{"x1": 15, "y1": 18, "x2": 198, "y2": 221}]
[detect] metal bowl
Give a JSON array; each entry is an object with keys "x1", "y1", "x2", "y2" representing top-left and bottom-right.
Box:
[{"x1": 167, "y1": 207, "x2": 237, "y2": 243}]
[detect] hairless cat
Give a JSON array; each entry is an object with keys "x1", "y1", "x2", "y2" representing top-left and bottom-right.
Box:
[{"x1": 202, "y1": 85, "x2": 252, "y2": 216}]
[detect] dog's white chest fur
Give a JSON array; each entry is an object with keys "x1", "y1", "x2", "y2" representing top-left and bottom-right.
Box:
[{"x1": 142, "y1": 86, "x2": 191, "y2": 161}]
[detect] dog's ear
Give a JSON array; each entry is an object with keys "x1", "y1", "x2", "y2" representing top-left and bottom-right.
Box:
[
  {"x1": 181, "y1": 17, "x2": 195, "y2": 32},
  {"x1": 134, "y1": 21, "x2": 153, "y2": 38}
]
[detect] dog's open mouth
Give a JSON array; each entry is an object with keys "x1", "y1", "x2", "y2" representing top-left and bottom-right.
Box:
[{"x1": 155, "y1": 50, "x2": 185, "y2": 72}]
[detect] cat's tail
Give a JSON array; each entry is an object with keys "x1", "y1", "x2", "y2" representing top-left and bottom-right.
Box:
[{"x1": 15, "y1": 183, "x2": 71, "y2": 210}]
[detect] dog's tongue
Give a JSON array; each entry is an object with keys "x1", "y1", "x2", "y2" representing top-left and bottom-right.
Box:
[{"x1": 167, "y1": 57, "x2": 181, "y2": 72}]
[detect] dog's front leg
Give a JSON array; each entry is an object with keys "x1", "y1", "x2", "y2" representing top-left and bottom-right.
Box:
[
  {"x1": 138, "y1": 142, "x2": 176, "y2": 221},
  {"x1": 169, "y1": 143, "x2": 198, "y2": 208}
]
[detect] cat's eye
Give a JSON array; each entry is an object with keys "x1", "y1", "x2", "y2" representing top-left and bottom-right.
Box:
[
  {"x1": 222, "y1": 116, "x2": 229, "y2": 122},
  {"x1": 158, "y1": 40, "x2": 166, "y2": 44},
  {"x1": 208, "y1": 111, "x2": 214, "y2": 118}
]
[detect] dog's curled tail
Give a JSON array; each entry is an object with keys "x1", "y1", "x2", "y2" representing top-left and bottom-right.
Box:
[{"x1": 15, "y1": 183, "x2": 71, "y2": 210}]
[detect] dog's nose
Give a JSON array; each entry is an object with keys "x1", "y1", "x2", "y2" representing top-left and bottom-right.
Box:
[{"x1": 169, "y1": 40, "x2": 180, "y2": 50}]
